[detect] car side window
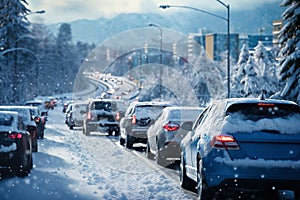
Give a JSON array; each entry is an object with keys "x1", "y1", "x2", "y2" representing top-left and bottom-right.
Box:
[{"x1": 192, "y1": 105, "x2": 211, "y2": 130}]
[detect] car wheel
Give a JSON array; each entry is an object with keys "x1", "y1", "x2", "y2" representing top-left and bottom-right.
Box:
[
  {"x1": 85, "y1": 127, "x2": 91, "y2": 136},
  {"x1": 126, "y1": 134, "x2": 134, "y2": 149},
  {"x1": 294, "y1": 190, "x2": 300, "y2": 200},
  {"x1": 156, "y1": 145, "x2": 167, "y2": 166},
  {"x1": 197, "y1": 159, "x2": 214, "y2": 200},
  {"x1": 120, "y1": 137, "x2": 125, "y2": 146},
  {"x1": 13, "y1": 153, "x2": 31, "y2": 177},
  {"x1": 179, "y1": 152, "x2": 195, "y2": 190},
  {"x1": 146, "y1": 141, "x2": 154, "y2": 160},
  {"x1": 70, "y1": 125, "x2": 74, "y2": 130}
]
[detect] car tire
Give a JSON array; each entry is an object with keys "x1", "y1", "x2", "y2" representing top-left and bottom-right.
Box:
[
  {"x1": 85, "y1": 127, "x2": 91, "y2": 136},
  {"x1": 294, "y1": 190, "x2": 300, "y2": 200},
  {"x1": 70, "y1": 125, "x2": 74, "y2": 130},
  {"x1": 146, "y1": 141, "x2": 155, "y2": 160},
  {"x1": 13, "y1": 153, "x2": 31, "y2": 177},
  {"x1": 197, "y1": 159, "x2": 214, "y2": 200},
  {"x1": 179, "y1": 152, "x2": 195, "y2": 190},
  {"x1": 120, "y1": 137, "x2": 125, "y2": 146},
  {"x1": 126, "y1": 134, "x2": 134, "y2": 149},
  {"x1": 156, "y1": 144, "x2": 167, "y2": 166}
]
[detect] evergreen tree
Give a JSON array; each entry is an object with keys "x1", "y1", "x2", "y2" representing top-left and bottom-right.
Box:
[
  {"x1": 241, "y1": 57, "x2": 260, "y2": 97},
  {"x1": 278, "y1": 0, "x2": 300, "y2": 103},
  {"x1": 254, "y1": 41, "x2": 278, "y2": 97},
  {"x1": 231, "y1": 43, "x2": 249, "y2": 97},
  {"x1": 0, "y1": 0, "x2": 33, "y2": 103}
]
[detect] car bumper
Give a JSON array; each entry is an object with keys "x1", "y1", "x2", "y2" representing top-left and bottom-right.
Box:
[{"x1": 203, "y1": 152, "x2": 300, "y2": 191}]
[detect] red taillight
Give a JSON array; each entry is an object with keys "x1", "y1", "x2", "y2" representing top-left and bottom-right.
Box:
[
  {"x1": 116, "y1": 112, "x2": 120, "y2": 121},
  {"x1": 8, "y1": 133, "x2": 23, "y2": 139},
  {"x1": 132, "y1": 115, "x2": 137, "y2": 124},
  {"x1": 87, "y1": 112, "x2": 93, "y2": 120},
  {"x1": 210, "y1": 134, "x2": 239, "y2": 150},
  {"x1": 163, "y1": 122, "x2": 180, "y2": 131},
  {"x1": 34, "y1": 117, "x2": 41, "y2": 123}
]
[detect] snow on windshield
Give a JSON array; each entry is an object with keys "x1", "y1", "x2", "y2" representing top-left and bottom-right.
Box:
[{"x1": 222, "y1": 112, "x2": 300, "y2": 134}]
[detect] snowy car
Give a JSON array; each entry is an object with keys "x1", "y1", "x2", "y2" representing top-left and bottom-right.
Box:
[
  {"x1": 67, "y1": 101, "x2": 88, "y2": 129},
  {"x1": 119, "y1": 101, "x2": 173, "y2": 149},
  {"x1": 0, "y1": 111, "x2": 33, "y2": 177},
  {"x1": 82, "y1": 99, "x2": 125, "y2": 136},
  {"x1": 180, "y1": 98, "x2": 300, "y2": 199},
  {"x1": 146, "y1": 106, "x2": 204, "y2": 166},
  {"x1": 0, "y1": 106, "x2": 38, "y2": 152}
]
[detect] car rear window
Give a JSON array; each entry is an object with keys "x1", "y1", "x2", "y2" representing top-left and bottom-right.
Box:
[
  {"x1": 136, "y1": 105, "x2": 167, "y2": 119},
  {"x1": 226, "y1": 103, "x2": 300, "y2": 121},
  {"x1": 93, "y1": 101, "x2": 117, "y2": 111},
  {"x1": 223, "y1": 103, "x2": 300, "y2": 134},
  {"x1": 168, "y1": 109, "x2": 200, "y2": 121},
  {"x1": 0, "y1": 115, "x2": 13, "y2": 126}
]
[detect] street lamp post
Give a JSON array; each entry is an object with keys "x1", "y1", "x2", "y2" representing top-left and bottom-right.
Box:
[
  {"x1": 148, "y1": 23, "x2": 163, "y2": 101},
  {"x1": 160, "y1": 1, "x2": 231, "y2": 98}
]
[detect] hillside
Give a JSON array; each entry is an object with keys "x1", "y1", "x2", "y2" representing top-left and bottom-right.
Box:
[{"x1": 48, "y1": 1, "x2": 284, "y2": 44}]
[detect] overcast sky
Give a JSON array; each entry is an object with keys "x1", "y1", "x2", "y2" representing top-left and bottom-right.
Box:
[{"x1": 26, "y1": 0, "x2": 282, "y2": 24}]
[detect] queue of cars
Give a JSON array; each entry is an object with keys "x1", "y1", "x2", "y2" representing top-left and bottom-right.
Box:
[
  {"x1": 64, "y1": 96, "x2": 300, "y2": 199},
  {"x1": 0, "y1": 98, "x2": 54, "y2": 177}
]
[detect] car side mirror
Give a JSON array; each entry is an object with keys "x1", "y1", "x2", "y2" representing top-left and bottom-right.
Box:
[{"x1": 181, "y1": 121, "x2": 193, "y2": 131}]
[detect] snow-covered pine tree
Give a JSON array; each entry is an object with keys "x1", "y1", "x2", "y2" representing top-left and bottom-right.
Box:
[
  {"x1": 278, "y1": 0, "x2": 300, "y2": 103},
  {"x1": 231, "y1": 43, "x2": 249, "y2": 97},
  {"x1": 254, "y1": 41, "x2": 279, "y2": 97},
  {"x1": 241, "y1": 56, "x2": 260, "y2": 97},
  {"x1": 0, "y1": 0, "x2": 33, "y2": 103}
]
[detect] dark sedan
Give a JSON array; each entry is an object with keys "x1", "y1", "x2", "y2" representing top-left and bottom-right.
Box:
[
  {"x1": 0, "y1": 111, "x2": 33, "y2": 177},
  {"x1": 180, "y1": 98, "x2": 300, "y2": 199}
]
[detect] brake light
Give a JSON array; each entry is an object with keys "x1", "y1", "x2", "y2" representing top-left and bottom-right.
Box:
[
  {"x1": 87, "y1": 112, "x2": 93, "y2": 120},
  {"x1": 132, "y1": 115, "x2": 137, "y2": 124},
  {"x1": 116, "y1": 112, "x2": 120, "y2": 121},
  {"x1": 163, "y1": 122, "x2": 180, "y2": 131},
  {"x1": 8, "y1": 133, "x2": 23, "y2": 139},
  {"x1": 34, "y1": 117, "x2": 41, "y2": 123},
  {"x1": 210, "y1": 134, "x2": 239, "y2": 150}
]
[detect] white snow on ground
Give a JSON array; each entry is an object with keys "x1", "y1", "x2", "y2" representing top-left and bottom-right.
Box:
[{"x1": 0, "y1": 106, "x2": 193, "y2": 200}]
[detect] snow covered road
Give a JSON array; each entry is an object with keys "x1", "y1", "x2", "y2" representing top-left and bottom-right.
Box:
[{"x1": 0, "y1": 106, "x2": 195, "y2": 200}]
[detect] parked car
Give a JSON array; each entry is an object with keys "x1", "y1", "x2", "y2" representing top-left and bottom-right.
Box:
[
  {"x1": 0, "y1": 106, "x2": 38, "y2": 152},
  {"x1": 180, "y1": 98, "x2": 300, "y2": 199},
  {"x1": 119, "y1": 101, "x2": 173, "y2": 149},
  {"x1": 67, "y1": 101, "x2": 88, "y2": 129},
  {"x1": 0, "y1": 111, "x2": 33, "y2": 176},
  {"x1": 146, "y1": 106, "x2": 204, "y2": 166},
  {"x1": 82, "y1": 99, "x2": 126, "y2": 136}
]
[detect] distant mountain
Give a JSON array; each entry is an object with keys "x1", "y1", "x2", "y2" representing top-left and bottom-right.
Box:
[{"x1": 48, "y1": 1, "x2": 284, "y2": 44}]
